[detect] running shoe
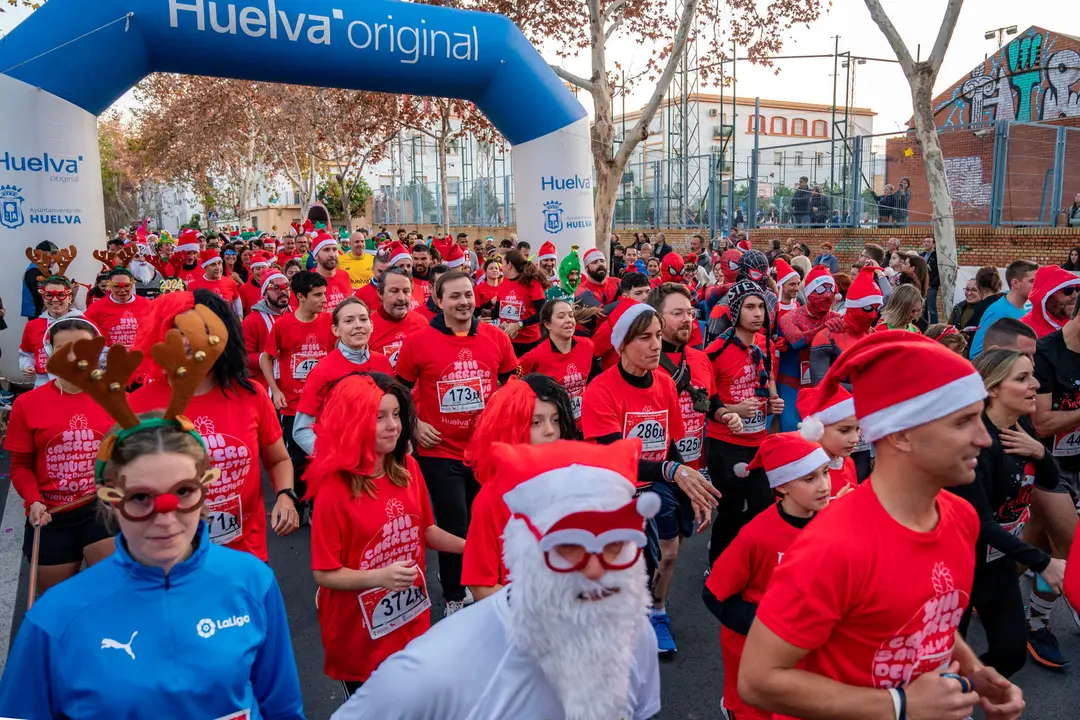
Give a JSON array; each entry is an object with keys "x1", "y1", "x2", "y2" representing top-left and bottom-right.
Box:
[
  {"x1": 463, "y1": 587, "x2": 475, "y2": 606},
  {"x1": 719, "y1": 700, "x2": 731, "y2": 720},
  {"x1": 650, "y1": 612, "x2": 677, "y2": 654},
  {"x1": 444, "y1": 599, "x2": 465, "y2": 617},
  {"x1": 1027, "y1": 627, "x2": 1071, "y2": 670}
]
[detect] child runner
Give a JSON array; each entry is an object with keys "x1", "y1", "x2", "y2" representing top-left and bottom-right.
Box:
[{"x1": 796, "y1": 384, "x2": 860, "y2": 499}]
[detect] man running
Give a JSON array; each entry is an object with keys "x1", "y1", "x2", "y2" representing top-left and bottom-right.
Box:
[
  {"x1": 353, "y1": 249, "x2": 391, "y2": 312},
  {"x1": 242, "y1": 270, "x2": 290, "y2": 385},
  {"x1": 83, "y1": 267, "x2": 152, "y2": 350},
  {"x1": 172, "y1": 230, "x2": 202, "y2": 285},
  {"x1": 336, "y1": 228, "x2": 374, "y2": 290},
  {"x1": 576, "y1": 247, "x2": 620, "y2": 306},
  {"x1": 276, "y1": 234, "x2": 300, "y2": 268},
  {"x1": 308, "y1": 232, "x2": 354, "y2": 310},
  {"x1": 970, "y1": 260, "x2": 1037, "y2": 358},
  {"x1": 367, "y1": 267, "x2": 429, "y2": 369},
  {"x1": 411, "y1": 242, "x2": 434, "y2": 299},
  {"x1": 773, "y1": 258, "x2": 801, "y2": 325},
  {"x1": 188, "y1": 249, "x2": 242, "y2": 316},
  {"x1": 537, "y1": 240, "x2": 559, "y2": 285}
]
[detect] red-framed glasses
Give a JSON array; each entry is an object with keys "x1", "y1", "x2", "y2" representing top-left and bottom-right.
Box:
[
  {"x1": 544, "y1": 541, "x2": 642, "y2": 573},
  {"x1": 42, "y1": 289, "x2": 71, "y2": 300}
]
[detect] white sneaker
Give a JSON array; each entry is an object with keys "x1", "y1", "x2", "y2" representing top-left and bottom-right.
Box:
[
  {"x1": 463, "y1": 587, "x2": 475, "y2": 606},
  {"x1": 444, "y1": 600, "x2": 465, "y2": 617}
]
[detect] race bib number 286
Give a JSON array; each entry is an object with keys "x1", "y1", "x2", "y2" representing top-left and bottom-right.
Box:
[{"x1": 624, "y1": 410, "x2": 668, "y2": 453}]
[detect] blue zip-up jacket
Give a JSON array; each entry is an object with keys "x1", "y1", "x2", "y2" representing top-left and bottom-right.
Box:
[{"x1": 0, "y1": 522, "x2": 304, "y2": 719}]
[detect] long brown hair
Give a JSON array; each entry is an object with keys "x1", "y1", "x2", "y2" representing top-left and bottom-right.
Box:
[{"x1": 504, "y1": 248, "x2": 551, "y2": 290}]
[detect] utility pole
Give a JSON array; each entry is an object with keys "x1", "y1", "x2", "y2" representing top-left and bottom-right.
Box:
[
  {"x1": 727, "y1": 40, "x2": 737, "y2": 232},
  {"x1": 830, "y1": 35, "x2": 839, "y2": 202}
]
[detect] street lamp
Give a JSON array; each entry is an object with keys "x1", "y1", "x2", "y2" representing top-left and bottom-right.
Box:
[{"x1": 984, "y1": 25, "x2": 1018, "y2": 49}]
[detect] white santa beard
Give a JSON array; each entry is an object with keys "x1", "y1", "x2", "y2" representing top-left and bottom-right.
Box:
[
  {"x1": 131, "y1": 260, "x2": 155, "y2": 284},
  {"x1": 502, "y1": 520, "x2": 650, "y2": 720}
]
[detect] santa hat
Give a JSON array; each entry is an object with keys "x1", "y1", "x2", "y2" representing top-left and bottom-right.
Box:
[
  {"x1": 249, "y1": 251, "x2": 271, "y2": 270},
  {"x1": 582, "y1": 247, "x2": 605, "y2": 267},
  {"x1": 734, "y1": 432, "x2": 831, "y2": 489},
  {"x1": 817, "y1": 330, "x2": 986, "y2": 443},
  {"x1": 431, "y1": 234, "x2": 454, "y2": 260},
  {"x1": 538, "y1": 241, "x2": 557, "y2": 262},
  {"x1": 845, "y1": 265, "x2": 884, "y2": 309},
  {"x1": 774, "y1": 258, "x2": 799, "y2": 287},
  {"x1": 660, "y1": 252, "x2": 685, "y2": 282},
  {"x1": 176, "y1": 228, "x2": 200, "y2": 253},
  {"x1": 261, "y1": 272, "x2": 288, "y2": 295},
  {"x1": 608, "y1": 299, "x2": 655, "y2": 354},
  {"x1": 386, "y1": 241, "x2": 411, "y2": 267},
  {"x1": 803, "y1": 265, "x2": 835, "y2": 295},
  {"x1": 736, "y1": 238, "x2": 752, "y2": 253},
  {"x1": 796, "y1": 385, "x2": 856, "y2": 442},
  {"x1": 199, "y1": 249, "x2": 222, "y2": 268},
  {"x1": 497, "y1": 439, "x2": 659, "y2": 553},
  {"x1": 312, "y1": 231, "x2": 338, "y2": 256},
  {"x1": 442, "y1": 242, "x2": 466, "y2": 269}
]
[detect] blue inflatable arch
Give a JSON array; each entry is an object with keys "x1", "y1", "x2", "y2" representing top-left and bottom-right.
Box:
[{"x1": 0, "y1": 0, "x2": 593, "y2": 371}]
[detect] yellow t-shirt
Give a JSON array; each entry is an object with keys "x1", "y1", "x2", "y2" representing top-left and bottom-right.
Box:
[{"x1": 337, "y1": 251, "x2": 375, "y2": 289}]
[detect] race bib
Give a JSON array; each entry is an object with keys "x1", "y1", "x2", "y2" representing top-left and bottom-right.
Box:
[
  {"x1": 675, "y1": 435, "x2": 702, "y2": 462},
  {"x1": 206, "y1": 493, "x2": 243, "y2": 545},
  {"x1": 382, "y1": 342, "x2": 403, "y2": 368},
  {"x1": 500, "y1": 300, "x2": 523, "y2": 323},
  {"x1": 624, "y1": 410, "x2": 668, "y2": 453},
  {"x1": 291, "y1": 352, "x2": 323, "y2": 380},
  {"x1": 854, "y1": 431, "x2": 871, "y2": 453},
  {"x1": 358, "y1": 568, "x2": 431, "y2": 640},
  {"x1": 437, "y1": 377, "x2": 485, "y2": 414},
  {"x1": 987, "y1": 507, "x2": 1030, "y2": 562},
  {"x1": 800, "y1": 360, "x2": 811, "y2": 386},
  {"x1": 1053, "y1": 429, "x2": 1080, "y2": 457},
  {"x1": 571, "y1": 394, "x2": 583, "y2": 420},
  {"x1": 742, "y1": 409, "x2": 766, "y2": 434}
]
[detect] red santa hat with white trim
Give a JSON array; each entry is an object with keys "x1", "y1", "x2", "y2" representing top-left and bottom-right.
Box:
[
  {"x1": 311, "y1": 231, "x2": 338, "y2": 256},
  {"x1": 249, "y1": 251, "x2": 272, "y2": 270},
  {"x1": 803, "y1": 265, "x2": 835, "y2": 295},
  {"x1": 734, "y1": 432, "x2": 831, "y2": 488},
  {"x1": 774, "y1": 258, "x2": 799, "y2": 287},
  {"x1": 176, "y1": 228, "x2": 200, "y2": 253},
  {"x1": 497, "y1": 438, "x2": 659, "y2": 554},
  {"x1": 538, "y1": 241, "x2": 558, "y2": 262},
  {"x1": 815, "y1": 330, "x2": 986, "y2": 443},
  {"x1": 199, "y1": 249, "x2": 222, "y2": 268},
  {"x1": 442, "y1": 242, "x2": 466, "y2": 269},
  {"x1": 385, "y1": 241, "x2": 411, "y2": 267},
  {"x1": 607, "y1": 299, "x2": 655, "y2": 355},
  {"x1": 845, "y1": 265, "x2": 884, "y2": 310},
  {"x1": 582, "y1": 247, "x2": 605, "y2": 268},
  {"x1": 796, "y1": 384, "x2": 857, "y2": 442}
]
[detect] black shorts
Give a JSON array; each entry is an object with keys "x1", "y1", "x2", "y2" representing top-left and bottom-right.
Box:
[
  {"x1": 651, "y1": 480, "x2": 694, "y2": 541},
  {"x1": 22, "y1": 501, "x2": 115, "y2": 567}
]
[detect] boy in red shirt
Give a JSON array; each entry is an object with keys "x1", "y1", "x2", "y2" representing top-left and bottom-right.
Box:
[
  {"x1": 797, "y1": 384, "x2": 861, "y2": 499},
  {"x1": 187, "y1": 249, "x2": 242, "y2": 316},
  {"x1": 705, "y1": 432, "x2": 832, "y2": 719},
  {"x1": 83, "y1": 267, "x2": 152, "y2": 349},
  {"x1": 740, "y1": 332, "x2": 1024, "y2": 720}
]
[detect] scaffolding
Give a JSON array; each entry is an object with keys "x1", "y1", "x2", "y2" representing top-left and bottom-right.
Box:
[{"x1": 664, "y1": 6, "x2": 700, "y2": 228}]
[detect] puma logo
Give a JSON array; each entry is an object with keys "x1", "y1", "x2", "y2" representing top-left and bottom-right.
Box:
[{"x1": 101, "y1": 631, "x2": 138, "y2": 660}]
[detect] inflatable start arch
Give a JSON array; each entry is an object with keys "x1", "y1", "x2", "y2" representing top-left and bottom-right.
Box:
[{"x1": 0, "y1": 0, "x2": 593, "y2": 373}]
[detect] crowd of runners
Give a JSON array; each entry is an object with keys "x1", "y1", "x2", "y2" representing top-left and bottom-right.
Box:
[{"x1": 2, "y1": 210, "x2": 1080, "y2": 719}]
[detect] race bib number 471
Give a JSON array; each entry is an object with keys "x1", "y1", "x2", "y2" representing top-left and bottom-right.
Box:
[{"x1": 624, "y1": 410, "x2": 668, "y2": 453}]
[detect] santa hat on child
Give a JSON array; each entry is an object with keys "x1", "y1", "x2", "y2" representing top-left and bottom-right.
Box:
[
  {"x1": 803, "y1": 265, "x2": 835, "y2": 295},
  {"x1": 774, "y1": 258, "x2": 799, "y2": 287},
  {"x1": 582, "y1": 247, "x2": 605, "y2": 267},
  {"x1": 443, "y1": 242, "x2": 467, "y2": 269},
  {"x1": 176, "y1": 228, "x2": 200, "y2": 253},
  {"x1": 816, "y1": 331, "x2": 986, "y2": 443},
  {"x1": 497, "y1": 439, "x2": 659, "y2": 556},
  {"x1": 385, "y1": 241, "x2": 411, "y2": 267},
  {"x1": 796, "y1": 385, "x2": 857, "y2": 442},
  {"x1": 608, "y1": 299, "x2": 655, "y2": 354},
  {"x1": 845, "y1": 265, "x2": 884, "y2": 309},
  {"x1": 311, "y1": 231, "x2": 338, "y2": 256},
  {"x1": 199, "y1": 249, "x2": 222, "y2": 268},
  {"x1": 735, "y1": 432, "x2": 831, "y2": 489},
  {"x1": 538, "y1": 241, "x2": 558, "y2": 262},
  {"x1": 660, "y1": 252, "x2": 685, "y2": 282},
  {"x1": 249, "y1": 251, "x2": 272, "y2": 270}
]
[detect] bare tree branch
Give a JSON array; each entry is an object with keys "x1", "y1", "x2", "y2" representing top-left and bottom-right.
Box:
[
  {"x1": 550, "y1": 65, "x2": 595, "y2": 93},
  {"x1": 605, "y1": 15, "x2": 625, "y2": 41},
  {"x1": 927, "y1": 0, "x2": 964, "y2": 74},
  {"x1": 862, "y1": 0, "x2": 916, "y2": 76},
  {"x1": 602, "y1": 0, "x2": 627, "y2": 22}
]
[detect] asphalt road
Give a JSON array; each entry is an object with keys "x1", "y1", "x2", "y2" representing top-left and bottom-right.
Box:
[{"x1": 3, "y1": 469, "x2": 1080, "y2": 719}]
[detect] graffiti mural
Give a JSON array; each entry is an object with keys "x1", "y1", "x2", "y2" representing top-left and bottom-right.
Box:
[{"x1": 937, "y1": 27, "x2": 1080, "y2": 127}]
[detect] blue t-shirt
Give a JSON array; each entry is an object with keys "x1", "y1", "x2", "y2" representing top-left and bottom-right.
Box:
[{"x1": 970, "y1": 294, "x2": 1027, "y2": 359}]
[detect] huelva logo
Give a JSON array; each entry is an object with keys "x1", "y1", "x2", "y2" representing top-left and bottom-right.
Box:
[{"x1": 0, "y1": 152, "x2": 83, "y2": 174}]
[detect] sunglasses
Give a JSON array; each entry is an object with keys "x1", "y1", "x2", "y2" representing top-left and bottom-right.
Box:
[
  {"x1": 42, "y1": 289, "x2": 71, "y2": 300},
  {"x1": 224, "y1": 251, "x2": 237, "y2": 257},
  {"x1": 1064, "y1": 287, "x2": 1078, "y2": 297},
  {"x1": 267, "y1": 281, "x2": 290, "y2": 292}
]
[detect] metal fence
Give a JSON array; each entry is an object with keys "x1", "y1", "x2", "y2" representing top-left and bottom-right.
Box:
[{"x1": 372, "y1": 175, "x2": 516, "y2": 228}]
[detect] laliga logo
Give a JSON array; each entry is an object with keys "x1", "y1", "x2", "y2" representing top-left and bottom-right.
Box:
[
  {"x1": 196, "y1": 614, "x2": 252, "y2": 638},
  {"x1": 0, "y1": 185, "x2": 25, "y2": 230},
  {"x1": 543, "y1": 200, "x2": 563, "y2": 235}
]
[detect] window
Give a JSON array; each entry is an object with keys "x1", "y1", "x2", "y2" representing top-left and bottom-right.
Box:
[
  {"x1": 770, "y1": 117, "x2": 787, "y2": 135},
  {"x1": 816, "y1": 152, "x2": 825, "y2": 166},
  {"x1": 792, "y1": 118, "x2": 807, "y2": 136},
  {"x1": 812, "y1": 120, "x2": 828, "y2": 138},
  {"x1": 747, "y1": 114, "x2": 765, "y2": 133},
  {"x1": 794, "y1": 151, "x2": 804, "y2": 167},
  {"x1": 773, "y1": 151, "x2": 784, "y2": 165}
]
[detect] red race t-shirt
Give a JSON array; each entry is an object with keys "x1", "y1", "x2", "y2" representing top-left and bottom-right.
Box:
[
  {"x1": 297, "y1": 347, "x2": 393, "y2": 419},
  {"x1": 475, "y1": 280, "x2": 502, "y2": 310},
  {"x1": 323, "y1": 269, "x2": 354, "y2": 311},
  {"x1": 263, "y1": 311, "x2": 335, "y2": 416},
  {"x1": 353, "y1": 283, "x2": 380, "y2": 312},
  {"x1": 19, "y1": 317, "x2": 49, "y2": 375},
  {"x1": 276, "y1": 250, "x2": 300, "y2": 268},
  {"x1": 575, "y1": 275, "x2": 619, "y2": 305},
  {"x1": 242, "y1": 309, "x2": 280, "y2": 385},
  {"x1": 310, "y1": 456, "x2": 434, "y2": 682},
  {"x1": 5, "y1": 383, "x2": 116, "y2": 512},
  {"x1": 461, "y1": 481, "x2": 511, "y2": 589},
  {"x1": 520, "y1": 338, "x2": 595, "y2": 425},
  {"x1": 706, "y1": 504, "x2": 805, "y2": 719},
  {"x1": 496, "y1": 277, "x2": 546, "y2": 345},
  {"x1": 369, "y1": 309, "x2": 429, "y2": 369},
  {"x1": 757, "y1": 482, "x2": 979, "y2": 691},
  {"x1": 395, "y1": 322, "x2": 519, "y2": 460},
  {"x1": 580, "y1": 365, "x2": 685, "y2": 463},
  {"x1": 83, "y1": 295, "x2": 152, "y2": 349},
  {"x1": 188, "y1": 275, "x2": 240, "y2": 304},
  {"x1": 659, "y1": 346, "x2": 715, "y2": 469},
  {"x1": 705, "y1": 335, "x2": 769, "y2": 447},
  {"x1": 176, "y1": 264, "x2": 201, "y2": 286},
  {"x1": 130, "y1": 383, "x2": 282, "y2": 561},
  {"x1": 238, "y1": 281, "x2": 262, "y2": 316},
  {"x1": 829, "y1": 457, "x2": 859, "y2": 500}
]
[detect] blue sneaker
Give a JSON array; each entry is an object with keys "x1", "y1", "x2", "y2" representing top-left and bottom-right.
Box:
[
  {"x1": 650, "y1": 612, "x2": 677, "y2": 654},
  {"x1": 1027, "y1": 627, "x2": 1070, "y2": 670}
]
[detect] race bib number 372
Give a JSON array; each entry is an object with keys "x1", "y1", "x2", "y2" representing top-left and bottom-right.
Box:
[{"x1": 358, "y1": 568, "x2": 431, "y2": 639}]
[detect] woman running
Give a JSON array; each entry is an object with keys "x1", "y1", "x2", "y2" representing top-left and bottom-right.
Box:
[
  {"x1": 461, "y1": 375, "x2": 578, "y2": 601},
  {"x1": 130, "y1": 290, "x2": 300, "y2": 560},
  {"x1": 0, "y1": 307, "x2": 303, "y2": 719},
  {"x1": 495, "y1": 249, "x2": 549, "y2": 357},
  {"x1": 949, "y1": 348, "x2": 1067, "y2": 678},
  {"x1": 7, "y1": 317, "x2": 115, "y2": 598},
  {"x1": 308, "y1": 372, "x2": 464, "y2": 700},
  {"x1": 518, "y1": 299, "x2": 601, "y2": 427}
]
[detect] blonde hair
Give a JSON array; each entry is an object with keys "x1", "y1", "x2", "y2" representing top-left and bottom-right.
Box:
[
  {"x1": 880, "y1": 284, "x2": 922, "y2": 328},
  {"x1": 973, "y1": 348, "x2": 1026, "y2": 395}
]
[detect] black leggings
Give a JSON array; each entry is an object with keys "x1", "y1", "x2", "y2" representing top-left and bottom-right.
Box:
[
  {"x1": 958, "y1": 557, "x2": 1027, "y2": 678},
  {"x1": 281, "y1": 414, "x2": 309, "y2": 500},
  {"x1": 705, "y1": 439, "x2": 774, "y2": 565},
  {"x1": 416, "y1": 455, "x2": 479, "y2": 602}
]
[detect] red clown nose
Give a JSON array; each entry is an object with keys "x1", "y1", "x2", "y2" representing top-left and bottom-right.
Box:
[{"x1": 153, "y1": 494, "x2": 180, "y2": 514}]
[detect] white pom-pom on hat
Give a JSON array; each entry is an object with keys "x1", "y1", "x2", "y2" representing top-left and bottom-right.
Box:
[
  {"x1": 636, "y1": 492, "x2": 661, "y2": 519},
  {"x1": 799, "y1": 415, "x2": 825, "y2": 442},
  {"x1": 733, "y1": 462, "x2": 750, "y2": 478}
]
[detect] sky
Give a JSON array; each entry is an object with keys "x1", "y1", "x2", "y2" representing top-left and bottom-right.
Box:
[{"x1": 0, "y1": 0, "x2": 1066, "y2": 135}]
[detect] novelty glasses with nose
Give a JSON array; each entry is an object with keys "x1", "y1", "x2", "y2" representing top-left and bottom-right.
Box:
[{"x1": 99, "y1": 468, "x2": 220, "y2": 521}]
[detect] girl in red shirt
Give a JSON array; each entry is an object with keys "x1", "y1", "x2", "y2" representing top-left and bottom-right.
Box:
[
  {"x1": 704, "y1": 433, "x2": 832, "y2": 720},
  {"x1": 796, "y1": 384, "x2": 861, "y2": 500},
  {"x1": 495, "y1": 249, "x2": 549, "y2": 357},
  {"x1": 461, "y1": 375, "x2": 578, "y2": 601},
  {"x1": 308, "y1": 373, "x2": 465, "y2": 699},
  {"x1": 474, "y1": 257, "x2": 502, "y2": 320},
  {"x1": 519, "y1": 299, "x2": 601, "y2": 427},
  {"x1": 7, "y1": 317, "x2": 117, "y2": 597}
]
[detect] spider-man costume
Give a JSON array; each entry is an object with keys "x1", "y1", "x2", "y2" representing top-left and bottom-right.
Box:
[{"x1": 776, "y1": 293, "x2": 839, "y2": 431}]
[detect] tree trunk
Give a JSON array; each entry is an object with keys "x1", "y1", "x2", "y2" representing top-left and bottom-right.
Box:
[
  {"x1": 910, "y1": 71, "x2": 958, "y2": 316},
  {"x1": 338, "y1": 173, "x2": 353, "y2": 232},
  {"x1": 593, "y1": 158, "x2": 618, "y2": 254}
]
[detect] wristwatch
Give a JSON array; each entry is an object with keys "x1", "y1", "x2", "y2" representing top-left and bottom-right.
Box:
[{"x1": 277, "y1": 488, "x2": 300, "y2": 505}]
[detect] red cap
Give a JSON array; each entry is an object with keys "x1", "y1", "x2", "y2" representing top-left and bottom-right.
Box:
[{"x1": 734, "y1": 432, "x2": 831, "y2": 488}]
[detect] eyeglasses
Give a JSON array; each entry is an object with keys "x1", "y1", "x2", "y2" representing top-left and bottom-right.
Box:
[
  {"x1": 110, "y1": 478, "x2": 208, "y2": 522},
  {"x1": 267, "y1": 281, "x2": 290, "y2": 292},
  {"x1": 545, "y1": 541, "x2": 641, "y2": 573},
  {"x1": 109, "y1": 280, "x2": 133, "y2": 290},
  {"x1": 42, "y1": 289, "x2": 71, "y2": 300}
]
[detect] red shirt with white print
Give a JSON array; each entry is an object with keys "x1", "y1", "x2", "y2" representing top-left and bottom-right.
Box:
[
  {"x1": 83, "y1": 295, "x2": 152, "y2": 349},
  {"x1": 188, "y1": 274, "x2": 240, "y2": 304},
  {"x1": 262, "y1": 311, "x2": 335, "y2": 416},
  {"x1": 705, "y1": 334, "x2": 769, "y2": 447},
  {"x1": 461, "y1": 480, "x2": 511, "y2": 589},
  {"x1": 369, "y1": 308, "x2": 429, "y2": 369},
  {"x1": 580, "y1": 365, "x2": 685, "y2": 464},
  {"x1": 519, "y1": 338, "x2": 595, "y2": 427},
  {"x1": 20, "y1": 318, "x2": 49, "y2": 375},
  {"x1": 5, "y1": 383, "x2": 115, "y2": 513},
  {"x1": 176, "y1": 264, "x2": 201, "y2": 286},
  {"x1": 658, "y1": 345, "x2": 714, "y2": 470},
  {"x1": 131, "y1": 382, "x2": 282, "y2": 560},
  {"x1": 757, "y1": 482, "x2": 978, "y2": 692},
  {"x1": 495, "y1": 277, "x2": 546, "y2": 345},
  {"x1": 395, "y1": 319, "x2": 519, "y2": 461},
  {"x1": 297, "y1": 346, "x2": 393, "y2": 419},
  {"x1": 475, "y1": 280, "x2": 501, "y2": 311},
  {"x1": 575, "y1": 275, "x2": 619, "y2": 305},
  {"x1": 311, "y1": 457, "x2": 434, "y2": 681},
  {"x1": 290, "y1": 270, "x2": 354, "y2": 314}
]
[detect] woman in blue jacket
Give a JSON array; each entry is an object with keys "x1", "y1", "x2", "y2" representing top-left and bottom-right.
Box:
[{"x1": 0, "y1": 305, "x2": 304, "y2": 720}]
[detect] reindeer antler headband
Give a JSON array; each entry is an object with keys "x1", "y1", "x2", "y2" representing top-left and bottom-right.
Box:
[
  {"x1": 46, "y1": 304, "x2": 228, "y2": 483},
  {"x1": 26, "y1": 244, "x2": 78, "y2": 285}
]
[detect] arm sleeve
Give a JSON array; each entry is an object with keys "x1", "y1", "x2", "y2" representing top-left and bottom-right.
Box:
[
  {"x1": 232, "y1": 297, "x2": 243, "y2": 317},
  {"x1": 292, "y1": 412, "x2": 316, "y2": 456},
  {"x1": 587, "y1": 355, "x2": 604, "y2": 383},
  {"x1": 17, "y1": 349, "x2": 33, "y2": 374},
  {"x1": 520, "y1": 298, "x2": 545, "y2": 328},
  {"x1": 876, "y1": 275, "x2": 893, "y2": 303},
  {"x1": 252, "y1": 579, "x2": 305, "y2": 720},
  {"x1": 778, "y1": 311, "x2": 829, "y2": 350},
  {"x1": 0, "y1": 620, "x2": 53, "y2": 718},
  {"x1": 718, "y1": 595, "x2": 759, "y2": 635}
]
